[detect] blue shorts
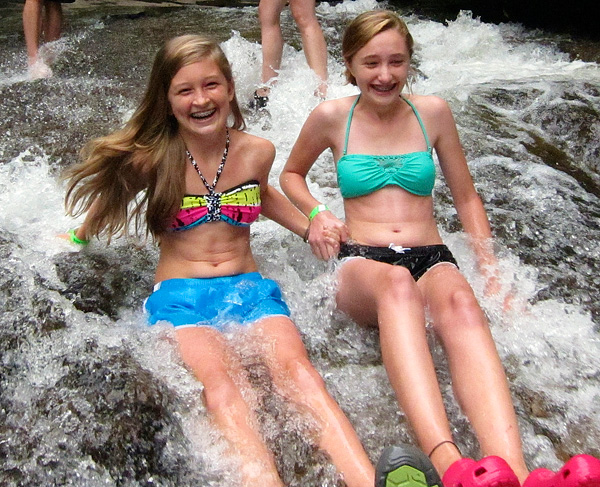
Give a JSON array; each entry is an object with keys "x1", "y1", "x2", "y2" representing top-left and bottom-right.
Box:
[{"x1": 144, "y1": 272, "x2": 291, "y2": 330}]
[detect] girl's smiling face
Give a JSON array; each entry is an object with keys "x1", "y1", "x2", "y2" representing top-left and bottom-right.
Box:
[
  {"x1": 346, "y1": 28, "x2": 411, "y2": 104},
  {"x1": 167, "y1": 57, "x2": 234, "y2": 140}
]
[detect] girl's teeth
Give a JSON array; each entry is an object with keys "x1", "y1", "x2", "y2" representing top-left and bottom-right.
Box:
[{"x1": 192, "y1": 109, "x2": 215, "y2": 119}]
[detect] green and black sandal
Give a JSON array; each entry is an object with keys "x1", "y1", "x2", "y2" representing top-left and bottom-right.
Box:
[{"x1": 375, "y1": 444, "x2": 443, "y2": 487}]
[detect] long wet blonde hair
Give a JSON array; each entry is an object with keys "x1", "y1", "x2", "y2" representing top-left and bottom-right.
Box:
[{"x1": 64, "y1": 35, "x2": 245, "y2": 240}]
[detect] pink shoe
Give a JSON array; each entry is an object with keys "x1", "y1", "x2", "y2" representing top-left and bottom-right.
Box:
[
  {"x1": 443, "y1": 456, "x2": 520, "y2": 487},
  {"x1": 523, "y1": 455, "x2": 600, "y2": 487}
]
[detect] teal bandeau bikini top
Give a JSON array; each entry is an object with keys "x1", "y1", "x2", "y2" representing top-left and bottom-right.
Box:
[{"x1": 336, "y1": 95, "x2": 436, "y2": 199}]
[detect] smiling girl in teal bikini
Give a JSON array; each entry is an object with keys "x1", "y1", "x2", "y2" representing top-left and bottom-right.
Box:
[{"x1": 281, "y1": 10, "x2": 600, "y2": 487}]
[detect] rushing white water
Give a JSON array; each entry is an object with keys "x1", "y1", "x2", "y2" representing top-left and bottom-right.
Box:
[{"x1": 0, "y1": 1, "x2": 599, "y2": 485}]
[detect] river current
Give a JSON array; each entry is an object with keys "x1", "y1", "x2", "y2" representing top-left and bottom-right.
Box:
[{"x1": 0, "y1": 1, "x2": 599, "y2": 485}]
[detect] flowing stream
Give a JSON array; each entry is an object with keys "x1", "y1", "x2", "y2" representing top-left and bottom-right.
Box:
[{"x1": 1, "y1": 1, "x2": 599, "y2": 485}]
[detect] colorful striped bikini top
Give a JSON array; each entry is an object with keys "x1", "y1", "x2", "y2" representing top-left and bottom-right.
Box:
[
  {"x1": 336, "y1": 96, "x2": 436, "y2": 198},
  {"x1": 169, "y1": 180, "x2": 261, "y2": 231},
  {"x1": 168, "y1": 129, "x2": 262, "y2": 232}
]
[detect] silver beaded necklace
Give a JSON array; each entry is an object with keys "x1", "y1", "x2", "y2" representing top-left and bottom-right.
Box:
[{"x1": 186, "y1": 127, "x2": 230, "y2": 194}]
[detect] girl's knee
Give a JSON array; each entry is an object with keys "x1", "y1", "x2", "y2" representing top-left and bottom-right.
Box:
[
  {"x1": 449, "y1": 287, "x2": 482, "y2": 315},
  {"x1": 202, "y1": 373, "x2": 242, "y2": 414},
  {"x1": 434, "y1": 286, "x2": 487, "y2": 332},
  {"x1": 380, "y1": 266, "x2": 422, "y2": 304},
  {"x1": 290, "y1": 6, "x2": 318, "y2": 29},
  {"x1": 283, "y1": 356, "x2": 327, "y2": 399}
]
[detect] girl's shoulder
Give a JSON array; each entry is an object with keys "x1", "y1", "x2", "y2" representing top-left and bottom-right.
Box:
[
  {"x1": 305, "y1": 95, "x2": 358, "y2": 130},
  {"x1": 231, "y1": 129, "x2": 275, "y2": 153},
  {"x1": 404, "y1": 94, "x2": 459, "y2": 146},
  {"x1": 404, "y1": 93, "x2": 451, "y2": 117},
  {"x1": 230, "y1": 129, "x2": 276, "y2": 169},
  {"x1": 314, "y1": 95, "x2": 357, "y2": 116}
]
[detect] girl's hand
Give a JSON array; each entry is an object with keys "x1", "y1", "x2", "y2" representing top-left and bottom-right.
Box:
[
  {"x1": 483, "y1": 268, "x2": 514, "y2": 312},
  {"x1": 307, "y1": 211, "x2": 349, "y2": 260}
]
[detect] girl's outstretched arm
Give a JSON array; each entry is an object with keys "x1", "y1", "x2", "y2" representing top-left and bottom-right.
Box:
[
  {"x1": 261, "y1": 183, "x2": 310, "y2": 239},
  {"x1": 280, "y1": 102, "x2": 349, "y2": 259}
]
